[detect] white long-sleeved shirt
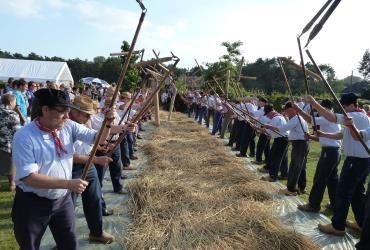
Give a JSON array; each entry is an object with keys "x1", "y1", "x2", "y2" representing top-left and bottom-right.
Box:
[
  {"x1": 315, "y1": 117, "x2": 342, "y2": 148},
  {"x1": 336, "y1": 112, "x2": 370, "y2": 158},
  {"x1": 279, "y1": 115, "x2": 308, "y2": 141},
  {"x1": 267, "y1": 115, "x2": 289, "y2": 139}
]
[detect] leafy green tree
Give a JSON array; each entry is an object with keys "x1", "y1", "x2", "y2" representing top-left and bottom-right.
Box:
[
  {"x1": 99, "y1": 57, "x2": 122, "y2": 84},
  {"x1": 119, "y1": 40, "x2": 141, "y2": 91},
  {"x1": 359, "y1": 49, "x2": 370, "y2": 80}
]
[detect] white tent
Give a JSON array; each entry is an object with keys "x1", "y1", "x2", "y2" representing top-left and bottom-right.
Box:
[{"x1": 0, "y1": 58, "x2": 74, "y2": 86}]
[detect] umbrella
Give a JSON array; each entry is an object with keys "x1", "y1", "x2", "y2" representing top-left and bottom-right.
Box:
[{"x1": 80, "y1": 77, "x2": 110, "y2": 88}]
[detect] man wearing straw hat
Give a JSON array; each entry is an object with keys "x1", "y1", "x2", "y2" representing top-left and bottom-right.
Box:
[
  {"x1": 11, "y1": 88, "x2": 115, "y2": 250},
  {"x1": 306, "y1": 93, "x2": 370, "y2": 236},
  {"x1": 91, "y1": 87, "x2": 133, "y2": 195},
  {"x1": 69, "y1": 95, "x2": 116, "y2": 244}
]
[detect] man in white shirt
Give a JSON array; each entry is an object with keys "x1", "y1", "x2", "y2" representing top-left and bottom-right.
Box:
[
  {"x1": 205, "y1": 91, "x2": 216, "y2": 129},
  {"x1": 306, "y1": 93, "x2": 370, "y2": 236},
  {"x1": 12, "y1": 89, "x2": 114, "y2": 249},
  {"x1": 237, "y1": 97, "x2": 257, "y2": 158},
  {"x1": 258, "y1": 104, "x2": 289, "y2": 182},
  {"x1": 343, "y1": 117, "x2": 370, "y2": 249},
  {"x1": 263, "y1": 102, "x2": 309, "y2": 196},
  {"x1": 295, "y1": 99, "x2": 341, "y2": 213},
  {"x1": 254, "y1": 97, "x2": 270, "y2": 165},
  {"x1": 69, "y1": 95, "x2": 116, "y2": 244}
]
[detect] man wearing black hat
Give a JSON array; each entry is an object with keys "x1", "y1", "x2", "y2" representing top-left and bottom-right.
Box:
[
  {"x1": 12, "y1": 89, "x2": 115, "y2": 250},
  {"x1": 306, "y1": 93, "x2": 370, "y2": 236},
  {"x1": 295, "y1": 99, "x2": 341, "y2": 213}
]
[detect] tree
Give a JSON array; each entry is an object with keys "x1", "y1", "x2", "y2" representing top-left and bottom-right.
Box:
[
  {"x1": 99, "y1": 57, "x2": 122, "y2": 84},
  {"x1": 119, "y1": 40, "x2": 141, "y2": 91},
  {"x1": 220, "y1": 41, "x2": 243, "y2": 65},
  {"x1": 359, "y1": 49, "x2": 370, "y2": 80}
]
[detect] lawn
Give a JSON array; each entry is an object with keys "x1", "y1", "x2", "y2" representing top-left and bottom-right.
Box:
[{"x1": 0, "y1": 178, "x2": 17, "y2": 250}]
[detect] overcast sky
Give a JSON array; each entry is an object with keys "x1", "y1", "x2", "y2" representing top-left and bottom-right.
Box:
[{"x1": 1, "y1": 0, "x2": 368, "y2": 79}]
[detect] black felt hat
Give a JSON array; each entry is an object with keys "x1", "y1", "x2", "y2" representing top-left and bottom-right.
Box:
[
  {"x1": 34, "y1": 88, "x2": 74, "y2": 108},
  {"x1": 340, "y1": 93, "x2": 358, "y2": 106}
]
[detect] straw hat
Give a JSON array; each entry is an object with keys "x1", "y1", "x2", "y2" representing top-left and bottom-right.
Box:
[
  {"x1": 121, "y1": 92, "x2": 132, "y2": 99},
  {"x1": 106, "y1": 86, "x2": 118, "y2": 98},
  {"x1": 72, "y1": 95, "x2": 96, "y2": 115}
]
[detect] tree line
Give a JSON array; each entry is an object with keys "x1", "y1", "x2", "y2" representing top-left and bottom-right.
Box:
[{"x1": 1, "y1": 41, "x2": 369, "y2": 97}]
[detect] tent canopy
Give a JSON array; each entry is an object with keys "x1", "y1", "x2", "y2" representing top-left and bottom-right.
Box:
[{"x1": 0, "y1": 58, "x2": 74, "y2": 86}]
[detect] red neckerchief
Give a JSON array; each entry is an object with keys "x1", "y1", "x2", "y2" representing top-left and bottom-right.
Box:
[
  {"x1": 353, "y1": 108, "x2": 366, "y2": 113},
  {"x1": 35, "y1": 119, "x2": 68, "y2": 158},
  {"x1": 266, "y1": 111, "x2": 282, "y2": 119}
]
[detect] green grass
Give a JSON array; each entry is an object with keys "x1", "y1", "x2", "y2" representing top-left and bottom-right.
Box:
[{"x1": 0, "y1": 178, "x2": 17, "y2": 250}]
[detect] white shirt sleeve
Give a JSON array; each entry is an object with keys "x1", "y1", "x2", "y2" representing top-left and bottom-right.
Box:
[
  {"x1": 361, "y1": 128, "x2": 370, "y2": 141},
  {"x1": 13, "y1": 131, "x2": 39, "y2": 181}
]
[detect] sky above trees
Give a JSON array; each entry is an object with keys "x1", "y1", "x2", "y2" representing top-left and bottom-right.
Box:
[{"x1": 1, "y1": 0, "x2": 369, "y2": 79}]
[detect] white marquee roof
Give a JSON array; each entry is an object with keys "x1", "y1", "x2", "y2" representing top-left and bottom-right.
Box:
[{"x1": 0, "y1": 58, "x2": 74, "y2": 86}]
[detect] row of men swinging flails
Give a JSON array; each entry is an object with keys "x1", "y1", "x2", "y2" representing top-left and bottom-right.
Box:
[{"x1": 182, "y1": 89, "x2": 370, "y2": 250}]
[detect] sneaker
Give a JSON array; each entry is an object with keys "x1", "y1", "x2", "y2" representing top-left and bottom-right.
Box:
[
  {"x1": 257, "y1": 167, "x2": 269, "y2": 173},
  {"x1": 318, "y1": 223, "x2": 345, "y2": 236},
  {"x1": 346, "y1": 220, "x2": 362, "y2": 232},
  {"x1": 89, "y1": 231, "x2": 115, "y2": 244},
  {"x1": 231, "y1": 147, "x2": 240, "y2": 151},
  {"x1": 236, "y1": 153, "x2": 246, "y2": 158},
  {"x1": 279, "y1": 188, "x2": 298, "y2": 196},
  {"x1": 297, "y1": 203, "x2": 320, "y2": 213},
  {"x1": 261, "y1": 176, "x2": 276, "y2": 182}
]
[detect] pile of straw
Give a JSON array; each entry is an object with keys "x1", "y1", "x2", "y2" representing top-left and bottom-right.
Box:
[{"x1": 124, "y1": 112, "x2": 318, "y2": 249}]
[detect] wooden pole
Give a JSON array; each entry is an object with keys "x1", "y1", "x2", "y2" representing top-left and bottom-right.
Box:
[
  {"x1": 168, "y1": 82, "x2": 177, "y2": 121},
  {"x1": 151, "y1": 78, "x2": 160, "y2": 126},
  {"x1": 81, "y1": 1, "x2": 146, "y2": 180},
  {"x1": 226, "y1": 70, "x2": 230, "y2": 99},
  {"x1": 306, "y1": 49, "x2": 370, "y2": 155},
  {"x1": 277, "y1": 58, "x2": 306, "y2": 134}
]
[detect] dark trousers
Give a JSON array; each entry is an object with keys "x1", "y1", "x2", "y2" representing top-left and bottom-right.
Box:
[
  {"x1": 331, "y1": 157, "x2": 370, "y2": 230},
  {"x1": 194, "y1": 104, "x2": 201, "y2": 120},
  {"x1": 356, "y1": 182, "x2": 370, "y2": 250},
  {"x1": 268, "y1": 137, "x2": 289, "y2": 179},
  {"x1": 198, "y1": 106, "x2": 207, "y2": 125},
  {"x1": 127, "y1": 132, "x2": 135, "y2": 157},
  {"x1": 287, "y1": 140, "x2": 309, "y2": 192},
  {"x1": 249, "y1": 134, "x2": 256, "y2": 156},
  {"x1": 205, "y1": 108, "x2": 214, "y2": 128},
  {"x1": 256, "y1": 133, "x2": 270, "y2": 163},
  {"x1": 120, "y1": 137, "x2": 131, "y2": 167},
  {"x1": 187, "y1": 104, "x2": 194, "y2": 118},
  {"x1": 228, "y1": 119, "x2": 240, "y2": 146},
  {"x1": 239, "y1": 122, "x2": 254, "y2": 156},
  {"x1": 308, "y1": 147, "x2": 340, "y2": 210},
  {"x1": 212, "y1": 111, "x2": 222, "y2": 135},
  {"x1": 96, "y1": 145, "x2": 123, "y2": 193},
  {"x1": 220, "y1": 114, "x2": 232, "y2": 138},
  {"x1": 12, "y1": 188, "x2": 77, "y2": 250},
  {"x1": 71, "y1": 164, "x2": 103, "y2": 237}
]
